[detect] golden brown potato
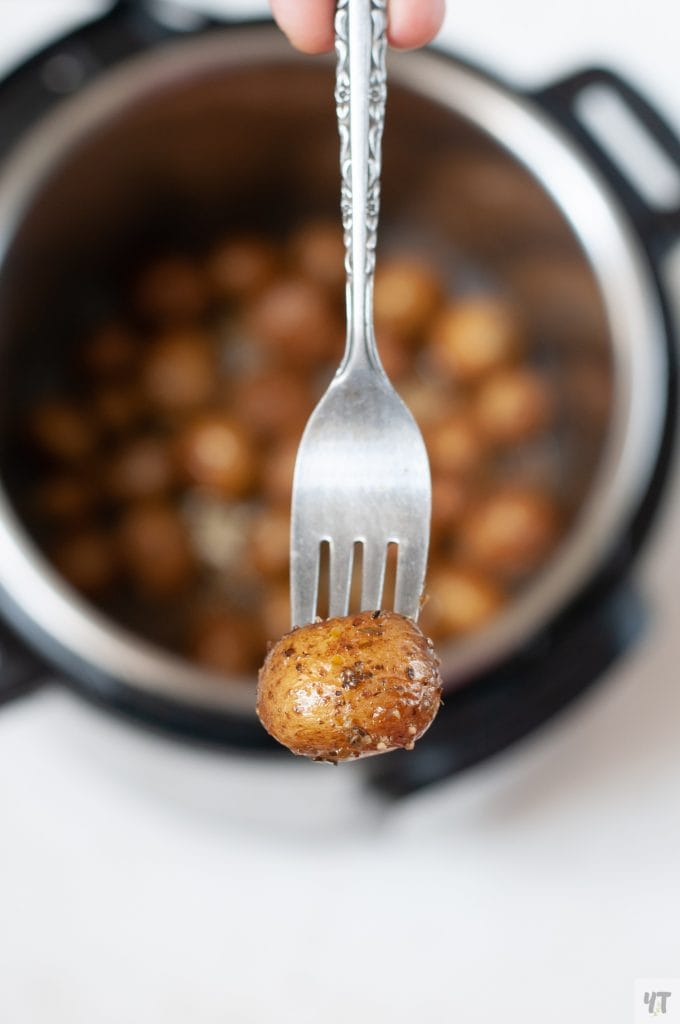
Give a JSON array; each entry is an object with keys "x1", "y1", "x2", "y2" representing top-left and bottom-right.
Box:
[
  {"x1": 426, "y1": 412, "x2": 486, "y2": 477},
  {"x1": 80, "y1": 323, "x2": 137, "y2": 380},
  {"x1": 105, "y1": 435, "x2": 175, "y2": 503},
  {"x1": 246, "y1": 276, "x2": 342, "y2": 365},
  {"x1": 473, "y1": 367, "x2": 553, "y2": 446},
  {"x1": 141, "y1": 329, "x2": 217, "y2": 415},
  {"x1": 117, "y1": 500, "x2": 196, "y2": 597},
  {"x1": 429, "y1": 298, "x2": 523, "y2": 385},
  {"x1": 232, "y1": 369, "x2": 315, "y2": 443},
  {"x1": 460, "y1": 487, "x2": 561, "y2": 577},
  {"x1": 26, "y1": 400, "x2": 96, "y2": 464},
  {"x1": 289, "y1": 220, "x2": 346, "y2": 293},
  {"x1": 207, "y1": 236, "x2": 278, "y2": 302},
  {"x1": 249, "y1": 508, "x2": 290, "y2": 578},
  {"x1": 257, "y1": 610, "x2": 442, "y2": 763},
  {"x1": 51, "y1": 529, "x2": 118, "y2": 596},
  {"x1": 31, "y1": 475, "x2": 96, "y2": 527},
  {"x1": 190, "y1": 610, "x2": 264, "y2": 676},
  {"x1": 176, "y1": 412, "x2": 255, "y2": 497},
  {"x1": 373, "y1": 259, "x2": 442, "y2": 341},
  {"x1": 134, "y1": 257, "x2": 209, "y2": 324},
  {"x1": 420, "y1": 564, "x2": 505, "y2": 640}
]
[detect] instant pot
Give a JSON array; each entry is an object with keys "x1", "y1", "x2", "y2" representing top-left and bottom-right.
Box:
[{"x1": 0, "y1": 0, "x2": 677, "y2": 794}]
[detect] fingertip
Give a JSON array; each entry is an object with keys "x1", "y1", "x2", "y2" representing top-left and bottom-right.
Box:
[
  {"x1": 270, "y1": 0, "x2": 336, "y2": 54},
  {"x1": 388, "y1": 0, "x2": 446, "y2": 50}
]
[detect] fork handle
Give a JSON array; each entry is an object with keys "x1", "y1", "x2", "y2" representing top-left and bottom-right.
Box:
[{"x1": 335, "y1": 0, "x2": 388, "y2": 373}]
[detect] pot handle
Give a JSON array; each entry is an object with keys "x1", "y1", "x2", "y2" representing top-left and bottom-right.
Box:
[
  {"x1": 533, "y1": 67, "x2": 680, "y2": 255},
  {"x1": 0, "y1": 619, "x2": 46, "y2": 707}
]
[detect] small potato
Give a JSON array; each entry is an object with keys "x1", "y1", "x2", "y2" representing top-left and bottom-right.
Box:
[
  {"x1": 80, "y1": 323, "x2": 137, "y2": 380},
  {"x1": 257, "y1": 610, "x2": 442, "y2": 763},
  {"x1": 232, "y1": 369, "x2": 315, "y2": 443},
  {"x1": 420, "y1": 564, "x2": 505, "y2": 640},
  {"x1": 142, "y1": 330, "x2": 217, "y2": 415},
  {"x1": 134, "y1": 256, "x2": 209, "y2": 325},
  {"x1": 190, "y1": 610, "x2": 263, "y2": 676},
  {"x1": 473, "y1": 366, "x2": 554, "y2": 446},
  {"x1": 51, "y1": 529, "x2": 118, "y2": 596},
  {"x1": 176, "y1": 412, "x2": 255, "y2": 497},
  {"x1": 105, "y1": 435, "x2": 175, "y2": 503},
  {"x1": 26, "y1": 400, "x2": 96, "y2": 464},
  {"x1": 374, "y1": 259, "x2": 442, "y2": 341},
  {"x1": 429, "y1": 298, "x2": 523, "y2": 385},
  {"x1": 261, "y1": 437, "x2": 299, "y2": 507},
  {"x1": 460, "y1": 487, "x2": 561, "y2": 577},
  {"x1": 91, "y1": 384, "x2": 142, "y2": 436},
  {"x1": 289, "y1": 220, "x2": 346, "y2": 293},
  {"x1": 426, "y1": 412, "x2": 486, "y2": 477},
  {"x1": 207, "y1": 236, "x2": 278, "y2": 302},
  {"x1": 31, "y1": 475, "x2": 95, "y2": 527},
  {"x1": 117, "y1": 500, "x2": 196, "y2": 597},
  {"x1": 249, "y1": 508, "x2": 290, "y2": 578},
  {"x1": 246, "y1": 276, "x2": 342, "y2": 365}
]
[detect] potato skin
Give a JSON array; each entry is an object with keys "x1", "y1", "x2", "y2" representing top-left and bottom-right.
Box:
[{"x1": 257, "y1": 610, "x2": 442, "y2": 763}]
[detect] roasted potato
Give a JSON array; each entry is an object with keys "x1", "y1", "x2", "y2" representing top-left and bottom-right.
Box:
[
  {"x1": 460, "y1": 487, "x2": 561, "y2": 577},
  {"x1": 117, "y1": 500, "x2": 196, "y2": 597},
  {"x1": 473, "y1": 366, "x2": 553, "y2": 446},
  {"x1": 134, "y1": 256, "x2": 209, "y2": 324},
  {"x1": 374, "y1": 259, "x2": 442, "y2": 340},
  {"x1": 257, "y1": 610, "x2": 442, "y2": 763},
  {"x1": 176, "y1": 412, "x2": 255, "y2": 497},
  {"x1": 429, "y1": 298, "x2": 523, "y2": 385},
  {"x1": 207, "y1": 236, "x2": 278, "y2": 302},
  {"x1": 26, "y1": 399, "x2": 96, "y2": 464},
  {"x1": 141, "y1": 329, "x2": 217, "y2": 415}
]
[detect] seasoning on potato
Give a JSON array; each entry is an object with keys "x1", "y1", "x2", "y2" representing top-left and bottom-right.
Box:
[{"x1": 257, "y1": 610, "x2": 442, "y2": 763}]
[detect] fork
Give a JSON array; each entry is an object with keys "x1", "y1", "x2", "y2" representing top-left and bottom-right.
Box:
[{"x1": 290, "y1": 0, "x2": 431, "y2": 627}]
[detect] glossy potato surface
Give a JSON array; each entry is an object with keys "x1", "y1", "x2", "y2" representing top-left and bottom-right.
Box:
[{"x1": 257, "y1": 611, "x2": 442, "y2": 763}]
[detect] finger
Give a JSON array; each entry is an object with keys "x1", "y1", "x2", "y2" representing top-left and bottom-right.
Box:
[
  {"x1": 388, "y1": 0, "x2": 445, "y2": 49},
  {"x1": 270, "y1": 0, "x2": 336, "y2": 54}
]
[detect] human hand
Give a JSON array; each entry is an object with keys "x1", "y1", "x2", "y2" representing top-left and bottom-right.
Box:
[{"x1": 269, "y1": 0, "x2": 445, "y2": 54}]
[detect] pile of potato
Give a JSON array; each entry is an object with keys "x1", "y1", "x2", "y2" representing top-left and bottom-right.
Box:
[{"x1": 15, "y1": 220, "x2": 563, "y2": 679}]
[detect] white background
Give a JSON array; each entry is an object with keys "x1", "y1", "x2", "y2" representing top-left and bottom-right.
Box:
[{"x1": 0, "y1": 3, "x2": 679, "y2": 1023}]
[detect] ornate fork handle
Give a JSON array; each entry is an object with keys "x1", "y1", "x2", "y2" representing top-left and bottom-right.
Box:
[{"x1": 335, "y1": 0, "x2": 388, "y2": 373}]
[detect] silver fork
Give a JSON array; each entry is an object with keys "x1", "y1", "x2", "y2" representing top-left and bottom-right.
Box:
[{"x1": 290, "y1": 0, "x2": 431, "y2": 627}]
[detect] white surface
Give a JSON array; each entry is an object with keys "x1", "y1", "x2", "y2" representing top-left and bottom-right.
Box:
[{"x1": 0, "y1": 3, "x2": 679, "y2": 1022}]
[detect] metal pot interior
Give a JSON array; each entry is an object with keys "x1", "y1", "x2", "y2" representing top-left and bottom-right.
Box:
[{"x1": 0, "y1": 29, "x2": 666, "y2": 714}]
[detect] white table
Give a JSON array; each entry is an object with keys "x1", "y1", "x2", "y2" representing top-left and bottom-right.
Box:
[{"x1": 0, "y1": 3, "x2": 678, "y2": 1022}]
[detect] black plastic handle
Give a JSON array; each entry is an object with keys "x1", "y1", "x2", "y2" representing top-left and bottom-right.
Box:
[
  {"x1": 534, "y1": 67, "x2": 680, "y2": 256},
  {"x1": 0, "y1": 620, "x2": 45, "y2": 707}
]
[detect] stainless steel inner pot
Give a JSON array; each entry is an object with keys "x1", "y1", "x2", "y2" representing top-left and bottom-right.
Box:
[{"x1": 0, "y1": 28, "x2": 668, "y2": 716}]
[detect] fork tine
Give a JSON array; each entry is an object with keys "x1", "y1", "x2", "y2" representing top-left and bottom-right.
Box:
[
  {"x1": 361, "y1": 541, "x2": 387, "y2": 611},
  {"x1": 328, "y1": 539, "x2": 354, "y2": 619},
  {"x1": 394, "y1": 538, "x2": 428, "y2": 621},
  {"x1": 290, "y1": 535, "x2": 320, "y2": 627}
]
